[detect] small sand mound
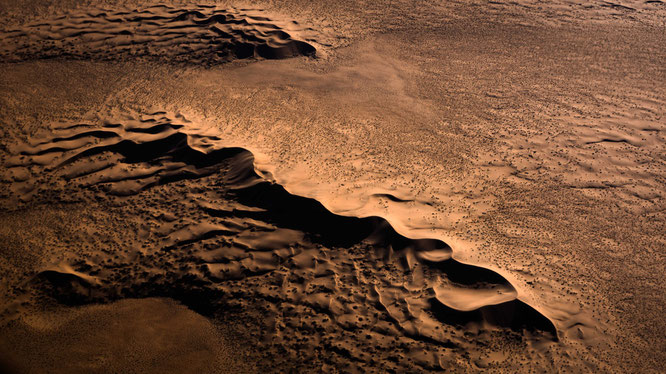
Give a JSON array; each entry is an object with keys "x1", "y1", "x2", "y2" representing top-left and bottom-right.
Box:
[{"x1": 0, "y1": 298, "x2": 253, "y2": 374}]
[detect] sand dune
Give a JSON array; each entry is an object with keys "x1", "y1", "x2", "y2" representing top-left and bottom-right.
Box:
[
  {"x1": 0, "y1": 0, "x2": 663, "y2": 372},
  {"x1": 0, "y1": 4, "x2": 316, "y2": 64},
  {"x1": 2, "y1": 112, "x2": 558, "y2": 371}
]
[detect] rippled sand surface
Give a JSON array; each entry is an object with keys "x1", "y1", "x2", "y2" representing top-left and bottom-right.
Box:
[{"x1": 0, "y1": 0, "x2": 664, "y2": 372}]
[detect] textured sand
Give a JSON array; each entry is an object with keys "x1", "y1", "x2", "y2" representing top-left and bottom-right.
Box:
[
  {"x1": 0, "y1": 0, "x2": 664, "y2": 372},
  {"x1": 0, "y1": 298, "x2": 253, "y2": 373}
]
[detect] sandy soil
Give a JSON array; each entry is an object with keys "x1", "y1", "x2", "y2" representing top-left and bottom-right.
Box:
[
  {"x1": 0, "y1": 0, "x2": 664, "y2": 372},
  {"x1": 0, "y1": 298, "x2": 253, "y2": 373}
]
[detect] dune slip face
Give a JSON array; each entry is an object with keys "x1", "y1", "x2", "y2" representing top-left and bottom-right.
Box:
[
  {"x1": 0, "y1": 112, "x2": 565, "y2": 371},
  {"x1": 0, "y1": 4, "x2": 317, "y2": 64}
]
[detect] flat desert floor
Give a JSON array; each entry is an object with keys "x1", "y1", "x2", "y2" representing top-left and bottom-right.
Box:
[{"x1": 0, "y1": 0, "x2": 664, "y2": 372}]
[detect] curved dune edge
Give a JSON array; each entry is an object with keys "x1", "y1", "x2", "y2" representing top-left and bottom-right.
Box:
[
  {"x1": 1, "y1": 111, "x2": 560, "y2": 371},
  {"x1": 0, "y1": 4, "x2": 317, "y2": 64}
]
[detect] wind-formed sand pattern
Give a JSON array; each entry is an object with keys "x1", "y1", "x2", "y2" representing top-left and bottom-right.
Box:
[
  {"x1": 0, "y1": 4, "x2": 316, "y2": 64},
  {"x1": 1, "y1": 0, "x2": 664, "y2": 372},
  {"x1": 1, "y1": 112, "x2": 560, "y2": 371}
]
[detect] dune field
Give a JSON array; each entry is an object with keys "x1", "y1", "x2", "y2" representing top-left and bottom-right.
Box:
[{"x1": 0, "y1": 0, "x2": 664, "y2": 372}]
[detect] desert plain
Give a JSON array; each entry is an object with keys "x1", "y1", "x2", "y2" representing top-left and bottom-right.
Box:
[{"x1": 0, "y1": 0, "x2": 664, "y2": 372}]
